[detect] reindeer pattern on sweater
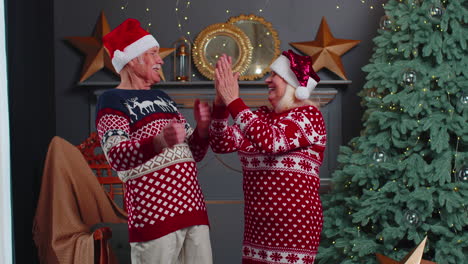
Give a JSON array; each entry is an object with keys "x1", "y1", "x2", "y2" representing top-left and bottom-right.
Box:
[{"x1": 96, "y1": 89, "x2": 209, "y2": 243}]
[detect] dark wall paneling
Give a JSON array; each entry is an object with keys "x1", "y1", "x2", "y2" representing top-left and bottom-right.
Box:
[{"x1": 6, "y1": 0, "x2": 55, "y2": 263}]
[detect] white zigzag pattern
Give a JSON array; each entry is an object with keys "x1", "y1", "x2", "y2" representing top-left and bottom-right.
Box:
[{"x1": 117, "y1": 144, "x2": 194, "y2": 182}]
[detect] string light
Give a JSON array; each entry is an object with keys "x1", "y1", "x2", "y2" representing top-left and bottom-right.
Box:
[
  {"x1": 175, "y1": 0, "x2": 194, "y2": 43},
  {"x1": 120, "y1": 0, "x2": 129, "y2": 17},
  {"x1": 144, "y1": 0, "x2": 151, "y2": 31},
  {"x1": 175, "y1": 0, "x2": 271, "y2": 44}
]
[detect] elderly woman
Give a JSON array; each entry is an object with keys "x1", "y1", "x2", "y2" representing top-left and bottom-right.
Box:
[{"x1": 210, "y1": 50, "x2": 327, "y2": 264}]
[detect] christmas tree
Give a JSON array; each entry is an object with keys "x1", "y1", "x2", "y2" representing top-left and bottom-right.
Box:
[{"x1": 317, "y1": 0, "x2": 467, "y2": 263}]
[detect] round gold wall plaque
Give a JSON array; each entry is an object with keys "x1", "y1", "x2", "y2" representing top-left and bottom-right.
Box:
[
  {"x1": 193, "y1": 23, "x2": 253, "y2": 80},
  {"x1": 228, "y1": 14, "x2": 281, "y2": 80}
]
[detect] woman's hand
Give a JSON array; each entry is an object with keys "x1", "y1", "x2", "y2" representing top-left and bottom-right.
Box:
[{"x1": 214, "y1": 54, "x2": 240, "y2": 106}]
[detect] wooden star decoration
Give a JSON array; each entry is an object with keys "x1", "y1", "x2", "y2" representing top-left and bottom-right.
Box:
[
  {"x1": 290, "y1": 17, "x2": 360, "y2": 80},
  {"x1": 376, "y1": 236, "x2": 437, "y2": 264},
  {"x1": 65, "y1": 11, "x2": 116, "y2": 82},
  {"x1": 157, "y1": 48, "x2": 175, "y2": 82}
]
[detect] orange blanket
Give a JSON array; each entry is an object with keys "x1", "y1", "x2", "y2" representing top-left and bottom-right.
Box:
[{"x1": 33, "y1": 136, "x2": 127, "y2": 264}]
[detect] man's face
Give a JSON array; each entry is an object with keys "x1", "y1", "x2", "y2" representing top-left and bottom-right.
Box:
[
  {"x1": 132, "y1": 46, "x2": 164, "y2": 85},
  {"x1": 265, "y1": 71, "x2": 287, "y2": 109}
]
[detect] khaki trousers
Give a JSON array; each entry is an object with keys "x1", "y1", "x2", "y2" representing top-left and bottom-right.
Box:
[{"x1": 130, "y1": 225, "x2": 213, "y2": 264}]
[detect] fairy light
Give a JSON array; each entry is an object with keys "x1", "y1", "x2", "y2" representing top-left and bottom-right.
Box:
[
  {"x1": 143, "y1": 1, "x2": 152, "y2": 31},
  {"x1": 176, "y1": 0, "x2": 272, "y2": 44},
  {"x1": 452, "y1": 137, "x2": 460, "y2": 178},
  {"x1": 120, "y1": 0, "x2": 129, "y2": 19},
  {"x1": 175, "y1": 0, "x2": 195, "y2": 43}
]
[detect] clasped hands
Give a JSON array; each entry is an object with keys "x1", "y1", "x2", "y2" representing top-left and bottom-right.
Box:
[{"x1": 153, "y1": 99, "x2": 211, "y2": 152}]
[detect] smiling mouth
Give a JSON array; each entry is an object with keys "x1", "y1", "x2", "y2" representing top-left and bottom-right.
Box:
[{"x1": 152, "y1": 65, "x2": 161, "y2": 71}]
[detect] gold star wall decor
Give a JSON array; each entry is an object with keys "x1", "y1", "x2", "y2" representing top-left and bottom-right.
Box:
[
  {"x1": 158, "y1": 48, "x2": 175, "y2": 81},
  {"x1": 376, "y1": 236, "x2": 437, "y2": 264},
  {"x1": 65, "y1": 11, "x2": 116, "y2": 83},
  {"x1": 290, "y1": 17, "x2": 360, "y2": 80},
  {"x1": 66, "y1": 11, "x2": 174, "y2": 83}
]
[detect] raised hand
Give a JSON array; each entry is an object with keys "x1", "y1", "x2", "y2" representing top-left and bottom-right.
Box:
[
  {"x1": 214, "y1": 54, "x2": 240, "y2": 105},
  {"x1": 194, "y1": 99, "x2": 211, "y2": 139}
]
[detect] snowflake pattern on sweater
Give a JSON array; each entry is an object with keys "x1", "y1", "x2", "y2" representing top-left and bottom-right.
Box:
[
  {"x1": 96, "y1": 89, "x2": 209, "y2": 242},
  {"x1": 210, "y1": 98, "x2": 326, "y2": 264}
]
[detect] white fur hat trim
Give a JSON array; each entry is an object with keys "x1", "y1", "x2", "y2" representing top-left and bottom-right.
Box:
[{"x1": 111, "y1": 34, "x2": 159, "y2": 73}]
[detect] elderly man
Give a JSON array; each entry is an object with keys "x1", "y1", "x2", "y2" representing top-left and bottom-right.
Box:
[{"x1": 97, "y1": 18, "x2": 212, "y2": 264}]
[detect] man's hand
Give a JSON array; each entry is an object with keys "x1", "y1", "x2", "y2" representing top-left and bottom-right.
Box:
[
  {"x1": 194, "y1": 99, "x2": 211, "y2": 139},
  {"x1": 153, "y1": 119, "x2": 186, "y2": 152},
  {"x1": 214, "y1": 54, "x2": 240, "y2": 105}
]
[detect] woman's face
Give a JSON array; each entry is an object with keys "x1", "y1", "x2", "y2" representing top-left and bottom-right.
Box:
[{"x1": 265, "y1": 71, "x2": 287, "y2": 109}]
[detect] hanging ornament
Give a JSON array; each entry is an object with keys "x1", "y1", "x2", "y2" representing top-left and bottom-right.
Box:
[
  {"x1": 372, "y1": 149, "x2": 387, "y2": 163},
  {"x1": 404, "y1": 210, "x2": 421, "y2": 227},
  {"x1": 429, "y1": 5, "x2": 444, "y2": 21},
  {"x1": 379, "y1": 15, "x2": 393, "y2": 31},
  {"x1": 460, "y1": 92, "x2": 468, "y2": 105},
  {"x1": 457, "y1": 166, "x2": 468, "y2": 182},
  {"x1": 402, "y1": 69, "x2": 417, "y2": 87}
]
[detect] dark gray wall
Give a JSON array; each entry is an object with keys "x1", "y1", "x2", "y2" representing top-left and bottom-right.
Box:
[{"x1": 7, "y1": 0, "x2": 55, "y2": 263}]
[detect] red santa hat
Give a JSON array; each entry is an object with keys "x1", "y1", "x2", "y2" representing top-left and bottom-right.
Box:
[
  {"x1": 103, "y1": 18, "x2": 159, "y2": 73},
  {"x1": 269, "y1": 50, "x2": 320, "y2": 100}
]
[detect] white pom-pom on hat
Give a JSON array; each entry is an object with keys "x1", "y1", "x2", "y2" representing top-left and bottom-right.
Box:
[{"x1": 295, "y1": 86, "x2": 309, "y2": 100}]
